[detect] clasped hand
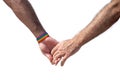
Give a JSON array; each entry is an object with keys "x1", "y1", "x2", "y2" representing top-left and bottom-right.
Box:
[{"x1": 39, "y1": 37, "x2": 80, "y2": 66}]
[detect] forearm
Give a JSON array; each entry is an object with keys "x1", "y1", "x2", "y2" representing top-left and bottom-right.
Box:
[
  {"x1": 74, "y1": 0, "x2": 120, "y2": 46},
  {"x1": 4, "y1": 0, "x2": 45, "y2": 37}
]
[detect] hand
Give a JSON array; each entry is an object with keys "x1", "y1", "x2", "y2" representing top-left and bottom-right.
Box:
[
  {"x1": 51, "y1": 39, "x2": 81, "y2": 66},
  {"x1": 39, "y1": 36, "x2": 58, "y2": 63}
]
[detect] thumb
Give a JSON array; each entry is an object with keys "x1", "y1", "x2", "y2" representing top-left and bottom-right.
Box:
[{"x1": 44, "y1": 53, "x2": 53, "y2": 63}]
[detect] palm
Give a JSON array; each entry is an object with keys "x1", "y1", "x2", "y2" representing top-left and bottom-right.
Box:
[{"x1": 39, "y1": 37, "x2": 58, "y2": 62}]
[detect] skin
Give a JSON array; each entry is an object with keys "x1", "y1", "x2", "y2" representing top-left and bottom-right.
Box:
[
  {"x1": 51, "y1": 0, "x2": 120, "y2": 66},
  {"x1": 3, "y1": 0, "x2": 58, "y2": 62}
]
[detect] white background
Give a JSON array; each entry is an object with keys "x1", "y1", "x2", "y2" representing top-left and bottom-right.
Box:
[{"x1": 0, "y1": 0, "x2": 120, "y2": 80}]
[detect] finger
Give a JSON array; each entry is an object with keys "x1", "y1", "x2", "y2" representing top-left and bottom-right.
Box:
[
  {"x1": 52, "y1": 51, "x2": 65, "y2": 64},
  {"x1": 61, "y1": 54, "x2": 69, "y2": 66},
  {"x1": 51, "y1": 44, "x2": 59, "y2": 55},
  {"x1": 54, "y1": 52, "x2": 64, "y2": 60},
  {"x1": 54, "y1": 58, "x2": 61, "y2": 65}
]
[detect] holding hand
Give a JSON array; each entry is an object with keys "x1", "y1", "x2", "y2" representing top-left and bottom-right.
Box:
[{"x1": 51, "y1": 39, "x2": 81, "y2": 66}]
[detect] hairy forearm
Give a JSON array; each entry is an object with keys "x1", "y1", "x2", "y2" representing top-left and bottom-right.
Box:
[
  {"x1": 74, "y1": 0, "x2": 120, "y2": 46},
  {"x1": 4, "y1": 0, "x2": 45, "y2": 37}
]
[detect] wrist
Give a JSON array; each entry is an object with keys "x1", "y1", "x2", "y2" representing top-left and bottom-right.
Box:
[
  {"x1": 37, "y1": 32, "x2": 49, "y2": 43},
  {"x1": 73, "y1": 34, "x2": 84, "y2": 47}
]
